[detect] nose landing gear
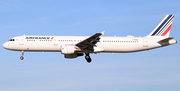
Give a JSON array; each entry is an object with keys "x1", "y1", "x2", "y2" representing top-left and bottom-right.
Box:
[{"x1": 20, "y1": 51, "x2": 24, "y2": 60}]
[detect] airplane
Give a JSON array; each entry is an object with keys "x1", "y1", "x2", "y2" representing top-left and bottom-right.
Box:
[{"x1": 3, "y1": 15, "x2": 177, "y2": 63}]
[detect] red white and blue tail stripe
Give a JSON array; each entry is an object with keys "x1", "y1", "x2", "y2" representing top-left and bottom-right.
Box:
[{"x1": 147, "y1": 15, "x2": 174, "y2": 37}]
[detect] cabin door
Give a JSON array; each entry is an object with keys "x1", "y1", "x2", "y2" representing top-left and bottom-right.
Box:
[
  {"x1": 53, "y1": 37, "x2": 58, "y2": 45},
  {"x1": 19, "y1": 38, "x2": 24, "y2": 45},
  {"x1": 143, "y1": 38, "x2": 148, "y2": 47}
]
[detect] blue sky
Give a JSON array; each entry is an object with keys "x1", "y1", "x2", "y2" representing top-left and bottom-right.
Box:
[{"x1": 0, "y1": 0, "x2": 180, "y2": 91}]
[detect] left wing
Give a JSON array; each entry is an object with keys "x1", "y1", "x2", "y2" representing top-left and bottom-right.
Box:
[{"x1": 76, "y1": 31, "x2": 105, "y2": 52}]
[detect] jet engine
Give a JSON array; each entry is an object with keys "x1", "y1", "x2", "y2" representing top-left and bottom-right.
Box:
[{"x1": 61, "y1": 45, "x2": 75, "y2": 54}]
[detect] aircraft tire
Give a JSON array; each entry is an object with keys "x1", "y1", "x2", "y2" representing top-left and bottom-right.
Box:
[
  {"x1": 85, "y1": 56, "x2": 92, "y2": 63},
  {"x1": 20, "y1": 56, "x2": 24, "y2": 60}
]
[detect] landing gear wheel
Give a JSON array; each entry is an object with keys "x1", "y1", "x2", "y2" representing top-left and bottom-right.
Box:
[
  {"x1": 85, "y1": 55, "x2": 92, "y2": 63},
  {"x1": 85, "y1": 55, "x2": 90, "y2": 59},
  {"x1": 87, "y1": 58, "x2": 92, "y2": 63},
  {"x1": 20, "y1": 56, "x2": 24, "y2": 60}
]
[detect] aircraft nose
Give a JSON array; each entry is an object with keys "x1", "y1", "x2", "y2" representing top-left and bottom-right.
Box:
[{"x1": 3, "y1": 42, "x2": 9, "y2": 49}]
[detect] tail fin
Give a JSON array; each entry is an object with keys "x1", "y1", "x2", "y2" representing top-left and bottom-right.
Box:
[{"x1": 147, "y1": 15, "x2": 174, "y2": 37}]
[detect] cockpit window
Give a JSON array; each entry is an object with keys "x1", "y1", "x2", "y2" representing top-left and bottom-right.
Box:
[{"x1": 9, "y1": 39, "x2": 15, "y2": 41}]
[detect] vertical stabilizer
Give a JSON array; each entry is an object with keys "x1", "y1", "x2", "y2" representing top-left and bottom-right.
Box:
[{"x1": 147, "y1": 15, "x2": 174, "y2": 38}]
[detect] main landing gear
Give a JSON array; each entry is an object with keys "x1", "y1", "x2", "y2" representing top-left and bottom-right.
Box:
[
  {"x1": 20, "y1": 51, "x2": 24, "y2": 60},
  {"x1": 85, "y1": 53, "x2": 92, "y2": 63}
]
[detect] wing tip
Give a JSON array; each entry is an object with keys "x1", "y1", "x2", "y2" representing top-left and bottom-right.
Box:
[{"x1": 101, "y1": 31, "x2": 105, "y2": 35}]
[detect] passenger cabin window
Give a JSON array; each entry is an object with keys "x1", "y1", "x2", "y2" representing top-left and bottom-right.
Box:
[{"x1": 9, "y1": 39, "x2": 15, "y2": 41}]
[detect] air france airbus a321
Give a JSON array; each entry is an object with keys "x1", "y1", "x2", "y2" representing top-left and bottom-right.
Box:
[{"x1": 3, "y1": 15, "x2": 177, "y2": 63}]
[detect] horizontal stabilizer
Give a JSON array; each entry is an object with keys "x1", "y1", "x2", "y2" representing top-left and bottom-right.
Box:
[{"x1": 158, "y1": 37, "x2": 174, "y2": 43}]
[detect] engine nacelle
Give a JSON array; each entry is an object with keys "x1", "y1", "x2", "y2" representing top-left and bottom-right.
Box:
[
  {"x1": 64, "y1": 53, "x2": 84, "y2": 59},
  {"x1": 61, "y1": 45, "x2": 75, "y2": 54}
]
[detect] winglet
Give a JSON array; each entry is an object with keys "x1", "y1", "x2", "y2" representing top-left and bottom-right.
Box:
[{"x1": 101, "y1": 31, "x2": 105, "y2": 35}]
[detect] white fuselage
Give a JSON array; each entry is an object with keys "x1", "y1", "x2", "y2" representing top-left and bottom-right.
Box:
[
  {"x1": 2, "y1": 15, "x2": 177, "y2": 62},
  {"x1": 3, "y1": 35, "x2": 177, "y2": 53}
]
